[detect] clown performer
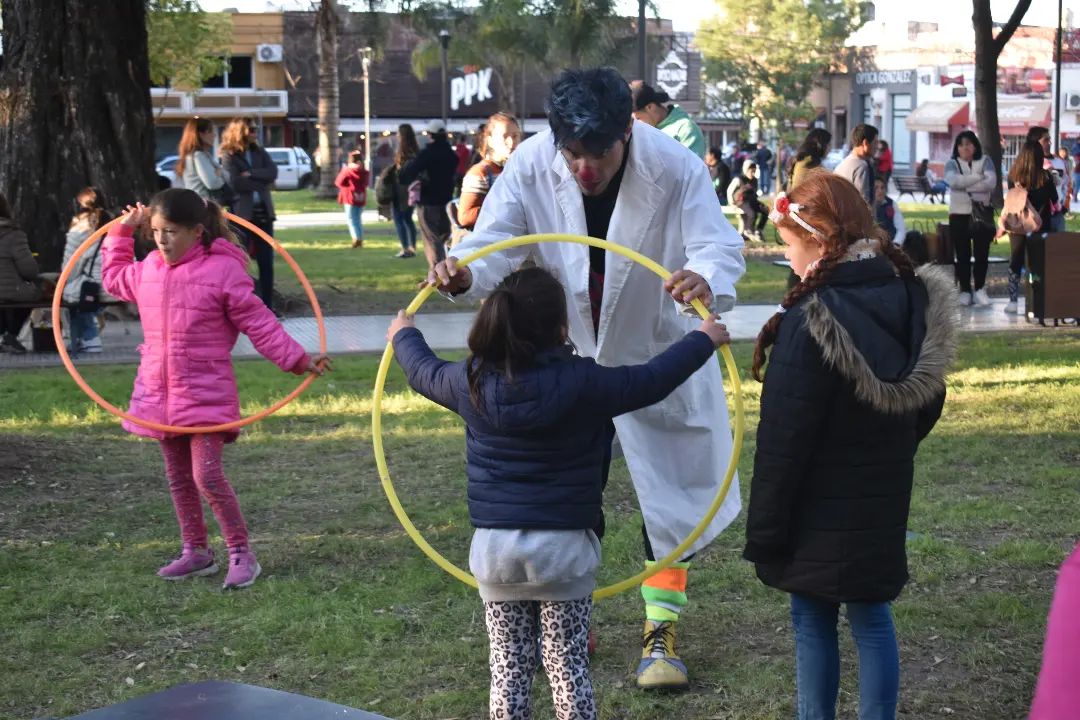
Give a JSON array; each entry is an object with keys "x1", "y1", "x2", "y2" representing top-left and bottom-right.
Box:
[{"x1": 426, "y1": 67, "x2": 745, "y2": 690}]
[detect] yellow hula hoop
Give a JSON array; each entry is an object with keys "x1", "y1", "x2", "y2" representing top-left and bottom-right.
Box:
[{"x1": 371, "y1": 234, "x2": 745, "y2": 601}]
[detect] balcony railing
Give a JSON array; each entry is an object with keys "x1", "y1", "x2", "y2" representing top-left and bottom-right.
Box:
[{"x1": 151, "y1": 88, "x2": 288, "y2": 118}]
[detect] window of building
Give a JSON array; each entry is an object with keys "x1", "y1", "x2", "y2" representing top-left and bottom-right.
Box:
[
  {"x1": 891, "y1": 93, "x2": 912, "y2": 167},
  {"x1": 203, "y1": 56, "x2": 253, "y2": 89}
]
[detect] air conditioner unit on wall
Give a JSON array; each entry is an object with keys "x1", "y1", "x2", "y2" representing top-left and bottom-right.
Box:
[
  {"x1": 1066, "y1": 93, "x2": 1080, "y2": 111},
  {"x1": 257, "y1": 44, "x2": 283, "y2": 63}
]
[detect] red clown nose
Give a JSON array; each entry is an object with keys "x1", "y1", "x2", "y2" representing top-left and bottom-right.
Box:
[{"x1": 578, "y1": 166, "x2": 598, "y2": 184}]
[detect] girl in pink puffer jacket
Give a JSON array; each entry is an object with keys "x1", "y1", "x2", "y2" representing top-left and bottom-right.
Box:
[{"x1": 103, "y1": 189, "x2": 328, "y2": 590}]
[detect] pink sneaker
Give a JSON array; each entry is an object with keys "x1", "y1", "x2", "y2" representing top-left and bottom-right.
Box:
[
  {"x1": 157, "y1": 544, "x2": 218, "y2": 581},
  {"x1": 223, "y1": 548, "x2": 261, "y2": 590}
]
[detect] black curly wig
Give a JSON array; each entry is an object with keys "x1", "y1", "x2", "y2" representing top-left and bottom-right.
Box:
[{"x1": 546, "y1": 67, "x2": 632, "y2": 156}]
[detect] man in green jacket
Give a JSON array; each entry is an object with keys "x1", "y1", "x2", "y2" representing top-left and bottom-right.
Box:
[{"x1": 630, "y1": 81, "x2": 706, "y2": 159}]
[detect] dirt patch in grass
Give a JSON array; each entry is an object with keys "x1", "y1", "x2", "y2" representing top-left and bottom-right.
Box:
[{"x1": 0, "y1": 434, "x2": 143, "y2": 541}]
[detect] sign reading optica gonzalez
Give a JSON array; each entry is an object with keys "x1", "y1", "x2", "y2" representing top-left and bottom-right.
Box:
[
  {"x1": 450, "y1": 67, "x2": 494, "y2": 111},
  {"x1": 854, "y1": 69, "x2": 916, "y2": 89}
]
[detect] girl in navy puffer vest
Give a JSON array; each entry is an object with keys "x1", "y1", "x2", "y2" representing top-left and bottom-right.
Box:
[{"x1": 389, "y1": 266, "x2": 729, "y2": 720}]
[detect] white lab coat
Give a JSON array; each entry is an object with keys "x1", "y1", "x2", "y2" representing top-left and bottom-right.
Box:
[{"x1": 449, "y1": 121, "x2": 746, "y2": 557}]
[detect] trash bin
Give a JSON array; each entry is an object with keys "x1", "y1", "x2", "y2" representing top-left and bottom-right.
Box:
[{"x1": 1025, "y1": 232, "x2": 1080, "y2": 324}]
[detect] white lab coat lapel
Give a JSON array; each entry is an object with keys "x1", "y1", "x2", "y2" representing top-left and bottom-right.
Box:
[
  {"x1": 596, "y1": 129, "x2": 664, "y2": 353},
  {"x1": 549, "y1": 151, "x2": 594, "y2": 354}
]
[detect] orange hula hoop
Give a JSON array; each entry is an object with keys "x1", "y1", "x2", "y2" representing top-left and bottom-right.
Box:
[{"x1": 51, "y1": 212, "x2": 328, "y2": 434}]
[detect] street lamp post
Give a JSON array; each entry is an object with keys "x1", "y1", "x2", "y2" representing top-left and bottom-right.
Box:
[
  {"x1": 361, "y1": 46, "x2": 372, "y2": 174},
  {"x1": 637, "y1": 0, "x2": 646, "y2": 81},
  {"x1": 1054, "y1": 0, "x2": 1063, "y2": 146},
  {"x1": 439, "y1": 29, "x2": 451, "y2": 129}
]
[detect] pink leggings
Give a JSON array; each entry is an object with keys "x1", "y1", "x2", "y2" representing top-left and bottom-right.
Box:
[{"x1": 159, "y1": 434, "x2": 249, "y2": 550}]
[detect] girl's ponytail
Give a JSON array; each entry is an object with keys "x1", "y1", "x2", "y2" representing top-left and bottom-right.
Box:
[
  {"x1": 467, "y1": 289, "x2": 519, "y2": 409},
  {"x1": 74, "y1": 186, "x2": 108, "y2": 231},
  {"x1": 202, "y1": 199, "x2": 240, "y2": 247}
]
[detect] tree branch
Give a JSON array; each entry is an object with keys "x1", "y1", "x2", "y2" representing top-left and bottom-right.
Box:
[{"x1": 992, "y1": 0, "x2": 1034, "y2": 55}]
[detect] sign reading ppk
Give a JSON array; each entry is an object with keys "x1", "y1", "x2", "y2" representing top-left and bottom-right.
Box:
[{"x1": 451, "y1": 68, "x2": 494, "y2": 111}]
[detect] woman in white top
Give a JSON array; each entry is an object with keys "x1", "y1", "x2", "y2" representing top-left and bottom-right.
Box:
[
  {"x1": 61, "y1": 187, "x2": 113, "y2": 353},
  {"x1": 175, "y1": 118, "x2": 226, "y2": 200},
  {"x1": 944, "y1": 131, "x2": 997, "y2": 307}
]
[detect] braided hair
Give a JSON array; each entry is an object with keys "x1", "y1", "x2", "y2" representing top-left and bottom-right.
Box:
[{"x1": 751, "y1": 171, "x2": 916, "y2": 381}]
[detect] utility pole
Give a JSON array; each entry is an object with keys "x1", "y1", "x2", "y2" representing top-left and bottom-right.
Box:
[
  {"x1": 362, "y1": 46, "x2": 372, "y2": 175},
  {"x1": 1055, "y1": 0, "x2": 1064, "y2": 146},
  {"x1": 439, "y1": 29, "x2": 451, "y2": 129},
  {"x1": 637, "y1": 0, "x2": 646, "y2": 81}
]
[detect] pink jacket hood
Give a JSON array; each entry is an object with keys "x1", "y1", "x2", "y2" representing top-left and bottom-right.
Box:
[{"x1": 101, "y1": 225, "x2": 310, "y2": 440}]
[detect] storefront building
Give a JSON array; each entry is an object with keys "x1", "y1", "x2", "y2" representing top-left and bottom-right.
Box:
[
  {"x1": 906, "y1": 58, "x2": 1054, "y2": 176},
  {"x1": 151, "y1": 13, "x2": 290, "y2": 160},
  {"x1": 281, "y1": 11, "x2": 703, "y2": 176},
  {"x1": 850, "y1": 68, "x2": 918, "y2": 172}
]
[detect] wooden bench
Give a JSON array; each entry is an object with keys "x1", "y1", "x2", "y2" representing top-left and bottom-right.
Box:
[
  {"x1": 1, "y1": 297, "x2": 126, "y2": 352},
  {"x1": 894, "y1": 175, "x2": 946, "y2": 204}
]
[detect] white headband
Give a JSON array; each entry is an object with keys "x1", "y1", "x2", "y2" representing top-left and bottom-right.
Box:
[{"x1": 769, "y1": 192, "x2": 823, "y2": 237}]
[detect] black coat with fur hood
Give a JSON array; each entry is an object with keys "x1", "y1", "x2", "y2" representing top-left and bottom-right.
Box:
[{"x1": 744, "y1": 251, "x2": 957, "y2": 604}]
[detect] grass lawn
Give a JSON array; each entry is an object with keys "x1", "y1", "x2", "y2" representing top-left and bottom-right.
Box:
[
  {"x1": 273, "y1": 188, "x2": 377, "y2": 215},
  {"x1": 273, "y1": 225, "x2": 793, "y2": 315},
  {"x1": 2, "y1": 332, "x2": 1078, "y2": 718},
  {"x1": 269, "y1": 202, "x2": 1080, "y2": 316}
]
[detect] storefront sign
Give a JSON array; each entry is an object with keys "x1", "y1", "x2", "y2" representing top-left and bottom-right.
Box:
[
  {"x1": 450, "y1": 68, "x2": 494, "y2": 111},
  {"x1": 656, "y1": 51, "x2": 688, "y2": 99},
  {"x1": 855, "y1": 69, "x2": 914, "y2": 87}
]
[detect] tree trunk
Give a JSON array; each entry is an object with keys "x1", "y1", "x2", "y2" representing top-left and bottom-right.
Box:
[
  {"x1": 973, "y1": 1, "x2": 1004, "y2": 205},
  {"x1": 315, "y1": 0, "x2": 342, "y2": 199},
  {"x1": 0, "y1": 0, "x2": 156, "y2": 271},
  {"x1": 973, "y1": 0, "x2": 1033, "y2": 205}
]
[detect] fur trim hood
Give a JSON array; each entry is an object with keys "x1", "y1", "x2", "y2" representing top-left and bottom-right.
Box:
[{"x1": 802, "y1": 262, "x2": 958, "y2": 414}]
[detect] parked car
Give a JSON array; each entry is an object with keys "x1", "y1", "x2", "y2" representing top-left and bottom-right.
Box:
[
  {"x1": 265, "y1": 147, "x2": 315, "y2": 190},
  {"x1": 822, "y1": 148, "x2": 846, "y2": 171},
  {"x1": 156, "y1": 155, "x2": 179, "y2": 187}
]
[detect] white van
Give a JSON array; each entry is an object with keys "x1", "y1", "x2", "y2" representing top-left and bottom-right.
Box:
[{"x1": 266, "y1": 147, "x2": 315, "y2": 190}]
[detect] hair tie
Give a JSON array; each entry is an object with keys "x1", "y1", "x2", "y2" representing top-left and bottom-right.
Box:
[{"x1": 769, "y1": 192, "x2": 823, "y2": 237}]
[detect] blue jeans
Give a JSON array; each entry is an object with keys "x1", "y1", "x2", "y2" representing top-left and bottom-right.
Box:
[
  {"x1": 344, "y1": 203, "x2": 363, "y2": 241},
  {"x1": 393, "y1": 206, "x2": 417, "y2": 251},
  {"x1": 790, "y1": 594, "x2": 899, "y2": 720},
  {"x1": 70, "y1": 309, "x2": 101, "y2": 345}
]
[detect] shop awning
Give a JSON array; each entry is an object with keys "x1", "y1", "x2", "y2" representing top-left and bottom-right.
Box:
[
  {"x1": 997, "y1": 100, "x2": 1052, "y2": 131},
  {"x1": 905, "y1": 101, "x2": 969, "y2": 133}
]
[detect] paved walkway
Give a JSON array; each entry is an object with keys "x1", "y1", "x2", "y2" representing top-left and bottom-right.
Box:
[
  {"x1": 0, "y1": 299, "x2": 1059, "y2": 370},
  {"x1": 276, "y1": 210, "x2": 379, "y2": 229}
]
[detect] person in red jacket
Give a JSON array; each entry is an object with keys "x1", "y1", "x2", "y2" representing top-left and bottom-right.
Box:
[
  {"x1": 335, "y1": 151, "x2": 370, "y2": 248},
  {"x1": 876, "y1": 140, "x2": 894, "y2": 189}
]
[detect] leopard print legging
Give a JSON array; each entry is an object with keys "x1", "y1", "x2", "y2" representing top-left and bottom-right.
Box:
[{"x1": 485, "y1": 597, "x2": 595, "y2": 720}]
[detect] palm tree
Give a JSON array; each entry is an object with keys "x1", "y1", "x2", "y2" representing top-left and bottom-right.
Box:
[{"x1": 315, "y1": 0, "x2": 343, "y2": 198}]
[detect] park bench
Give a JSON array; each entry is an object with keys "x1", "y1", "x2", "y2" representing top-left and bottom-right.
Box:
[
  {"x1": 0, "y1": 296, "x2": 126, "y2": 352},
  {"x1": 894, "y1": 175, "x2": 946, "y2": 204}
]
